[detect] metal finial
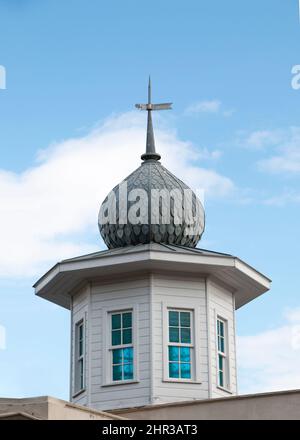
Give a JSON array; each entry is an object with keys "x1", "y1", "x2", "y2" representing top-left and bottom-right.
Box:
[{"x1": 136, "y1": 78, "x2": 172, "y2": 162}]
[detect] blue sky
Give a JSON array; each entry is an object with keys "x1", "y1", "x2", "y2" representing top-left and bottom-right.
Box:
[{"x1": 1, "y1": 0, "x2": 300, "y2": 398}]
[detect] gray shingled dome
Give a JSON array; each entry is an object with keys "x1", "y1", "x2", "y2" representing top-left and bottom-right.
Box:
[
  {"x1": 98, "y1": 160, "x2": 205, "y2": 249},
  {"x1": 98, "y1": 80, "x2": 205, "y2": 249}
]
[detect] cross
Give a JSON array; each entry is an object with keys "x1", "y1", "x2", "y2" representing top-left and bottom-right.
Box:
[{"x1": 136, "y1": 77, "x2": 172, "y2": 161}]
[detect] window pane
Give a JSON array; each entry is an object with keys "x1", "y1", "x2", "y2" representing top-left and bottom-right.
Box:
[
  {"x1": 180, "y1": 347, "x2": 190, "y2": 362},
  {"x1": 169, "y1": 362, "x2": 179, "y2": 378},
  {"x1": 180, "y1": 328, "x2": 191, "y2": 344},
  {"x1": 124, "y1": 363, "x2": 133, "y2": 380},
  {"x1": 112, "y1": 314, "x2": 121, "y2": 330},
  {"x1": 219, "y1": 371, "x2": 224, "y2": 387},
  {"x1": 169, "y1": 327, "x2": 179, "y2": 343},
  {"x1": 218, "y1": 354, "x2": 224, "y2": 371},
  {"x1": 113, "y1": 365, "x2": 122, "y2": 381},
  {"x1": 79, "y1": 359, "x2": 84, "y2": 389},
  {"x1": 181, "y1": 363, "x2": 191, "y2": 379},
  {"x1": 123, "y1": 347, "x2": 133, "y2": 362},
  {"x1": 79, "y1": 324, "x2": 83, "y2": 340},
  {"x1": 169, "y1": 311, "x2": 179, "y2": 327},
  {"x1": 79, "y1": 339, "x2": 83, "y2": 357},
  {"x1": 122, "y1": 312, "x2": 132, "y2": 329},
  {"x1": 112, "y1": 349, "x2": 122, "y2": 365},
  {"x1": 123, "y1": 328, "x2": 132, "y2": 345},
  {"x1": 220, "y1": 337, "x2": 225, "y2": 353},
  {"x1": 169, "y1": 346, "x2": 179, "y2": 361},
  {"x1": 180, "y1": 312, "x2": 190, "y2": 328},
  {"x1": 112, "y1": 330, "x2": 121, "y2": 346},
  {"x1": 219, "y1": 320, "x2": 224, "y2": 337}
]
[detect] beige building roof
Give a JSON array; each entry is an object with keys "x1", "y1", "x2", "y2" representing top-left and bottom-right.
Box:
[
  {"x1": 0, "y1": 396, "x2": 126, "y2": 420},
  {"x1": 112, "y1": 388, "x2": 300, "y2": 420},
  {"x1": 1, "y1": 389, "x2": 300, "y2": 420}
]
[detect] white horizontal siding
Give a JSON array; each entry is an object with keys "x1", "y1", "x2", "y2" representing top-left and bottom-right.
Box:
[
  {"x1": 89, "y1": 276, "x2": 151, "y2": 411},
  {"x1": 208, "y1": 279, "x2": 237, "y2": 398},
  {"x1": 152, "y1": 272, "x2": 209, "y2": 404},
  {"x1": 69, "y1": 270, "x2": 239, "y2": 411}
]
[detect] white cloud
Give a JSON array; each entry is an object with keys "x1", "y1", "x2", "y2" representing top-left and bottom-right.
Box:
[
  {"x1": 185, "y1": 100, "x2": 222, "y2": 114},
  {"x1": 185, "y1": 100, "x2": 235, "y2": 118},
  {"x1": 243, "y1": 130, "x2": 282, "y2": 149},
  {"x1": 263, "y1": 191, "x2": 300, "y2": 206},
  {"x1": 238, "y1": 308, "x2": 300, "y2": 394},
  {"x1": 223, "y1": 109, "x2": 236, "y2": 118},
  {"x1": 237, "y1": 126, "x2": 300, "y2": 175},
  {"x1": 260, "y1": 148, "x2": 300, "y2": 173},
  {"x1": 0, "y1": 111, "x2": 234, "y2": 278},
  {"x1": 257, "y1": 127, "x2": 300, "y2": 173}
]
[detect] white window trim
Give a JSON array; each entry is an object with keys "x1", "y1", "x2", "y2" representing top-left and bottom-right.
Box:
[
  {"x1": 73, "y1": 318, "x2": 86, "y2": 396},
  {"x1": 102, "y1": 304, "x2": 139, "y2": 387},
  {"x1": 215, "y1": 314, "x2": 231, "y2": 393},
  {"x1": 162, "y1": 300, "x2": 202, "y2": 384}
]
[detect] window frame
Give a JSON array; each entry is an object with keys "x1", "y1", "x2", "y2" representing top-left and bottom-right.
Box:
[
  {"x1": 74, "y1": 318, "x2": 85, "y2": 395},
  {"x1": 102, "y1": 304, "x2": 139, "y2": 387},
  {"x1": 167, "y1": 308, "x2": 194, "y2": 381},
  {"x1": 110, "y1": 310, "x2": 134, "y2": 383},
  {"x1": 216, "y1": 316, "x2": 230, "y2": 391},
  {"x1": 162, "y1": 301, "x2": 201, "y2": 384}
]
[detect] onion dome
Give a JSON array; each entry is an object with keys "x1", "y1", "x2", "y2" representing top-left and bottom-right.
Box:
[{"x1": 98, "y1": 78, "x2": 205, "y2": 249}]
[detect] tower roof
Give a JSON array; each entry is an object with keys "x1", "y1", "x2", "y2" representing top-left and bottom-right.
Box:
[
  {"x1": 98, "y1": 80, "x2": 205, "y2": 249},
  {"x1": 33, "y1": 243, "x2": 271, "y2": 310}
]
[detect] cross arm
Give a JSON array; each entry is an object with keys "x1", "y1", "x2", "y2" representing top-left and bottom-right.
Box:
[{"x1": 135, "y1": 103, "x2": 172, "y2": 111}]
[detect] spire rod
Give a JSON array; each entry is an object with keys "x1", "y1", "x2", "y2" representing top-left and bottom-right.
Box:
[
  {"x1": 136, "y1": 77, "x2": 172, "y2": 162},
  {"x1": 148, "y1": 76, "x2": 151, "y2": 104}
]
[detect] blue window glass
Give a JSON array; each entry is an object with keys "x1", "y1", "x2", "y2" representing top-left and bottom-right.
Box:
[
  {"x1": 218, "y1": 353, "x2": 223, "y2": 370},
  {"x1": 111, "y1": 311, "x2": 134, "y2": 382},
  {"x1": 169, "y1": 362, "x2": 179, "y2": 378},
  {"x1": 122, "y1": 312, "x2": 132, "y2": 328},
  {"x1": 180, "y1": 312, "x2": 190, "y2": 327},
  {"x1": 219, "y1": 320, "x2": 224, "y2": 337},
  {"x1": 112, "y1": 347, "x2": 134, "y2": 381},
  {"x1": 169, "y1": 346, "x2": 179, "y2": 361},
  {"x1": 78, "y1": 323, "x2": 84, "y2": 357},
  {"x1": 123, "y1": 347, "x2": 133, "y2": 362},
  {"x1": 75, "y1": 321, "x2": 85, "y2": 392},
  {"x1": 181, "y1": 362, "x2": 191, "y2": 379},
  {"x1": 168, "y1": 310, "x2": 192, "y2": 380},
  {"x1": 169, "y1": 327, "x2": 179, "y2": 343},
  {"x1": 180, "y1": 347, "x2": 190, "y2": 363},
  {"x1": 112, "y1": 313, "x2": 121, "y2": 330},
  {"x1": 112, "y1": 348, "x2": 122, "y2": 365},
  {"x1": 124, "y1": 362, "x2": 133, "y2": 380},
  {"x1": 112, "y1": 330, "x2": 121, "y2": 346},
  {"x1": 169, "y1": 347, "x2": 191, "y2": 379},
  {"x1": 123, "y1": 328, "x2": 132, "y2": 345},
  {"x1": 169, "y1": 311, "x2": 179, "y2": 326},
  {"x1": 220, "y1": 338, "x2": 224, "y2": 353},
  {"x1": 113, "y1": 365, "x2": 122, "y2": 381},
  {"x1": 181, "y1": 328, "x2": 191, "y2": 344},
  {"x1": 217, "y1": 318, "x2": 227, "y2": 388},
  {"x1": 217, "y1": 319, "x2": 225, "y2": 354},
  {"x1": 219, "y1": 371, "x2": 224, "y2": 387}
]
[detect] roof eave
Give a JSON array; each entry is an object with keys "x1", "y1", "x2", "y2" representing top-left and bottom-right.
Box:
[{"x1": 34, "y1": 249, "x2": 271, "y2": 310}]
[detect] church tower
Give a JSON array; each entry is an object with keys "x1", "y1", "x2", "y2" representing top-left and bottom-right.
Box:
[{"x1": 34, "y1": 80, "x2": 271, "y2": 411}]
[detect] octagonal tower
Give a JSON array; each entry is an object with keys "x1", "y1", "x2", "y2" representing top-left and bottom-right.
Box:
[{"x1": 34, "y1": 81, "x2": 271, "y2": 412}]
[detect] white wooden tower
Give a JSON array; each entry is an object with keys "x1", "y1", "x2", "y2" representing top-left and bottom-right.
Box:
[{"x1": 34, "y1": 82, "x2": 271, "y2": 411}]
